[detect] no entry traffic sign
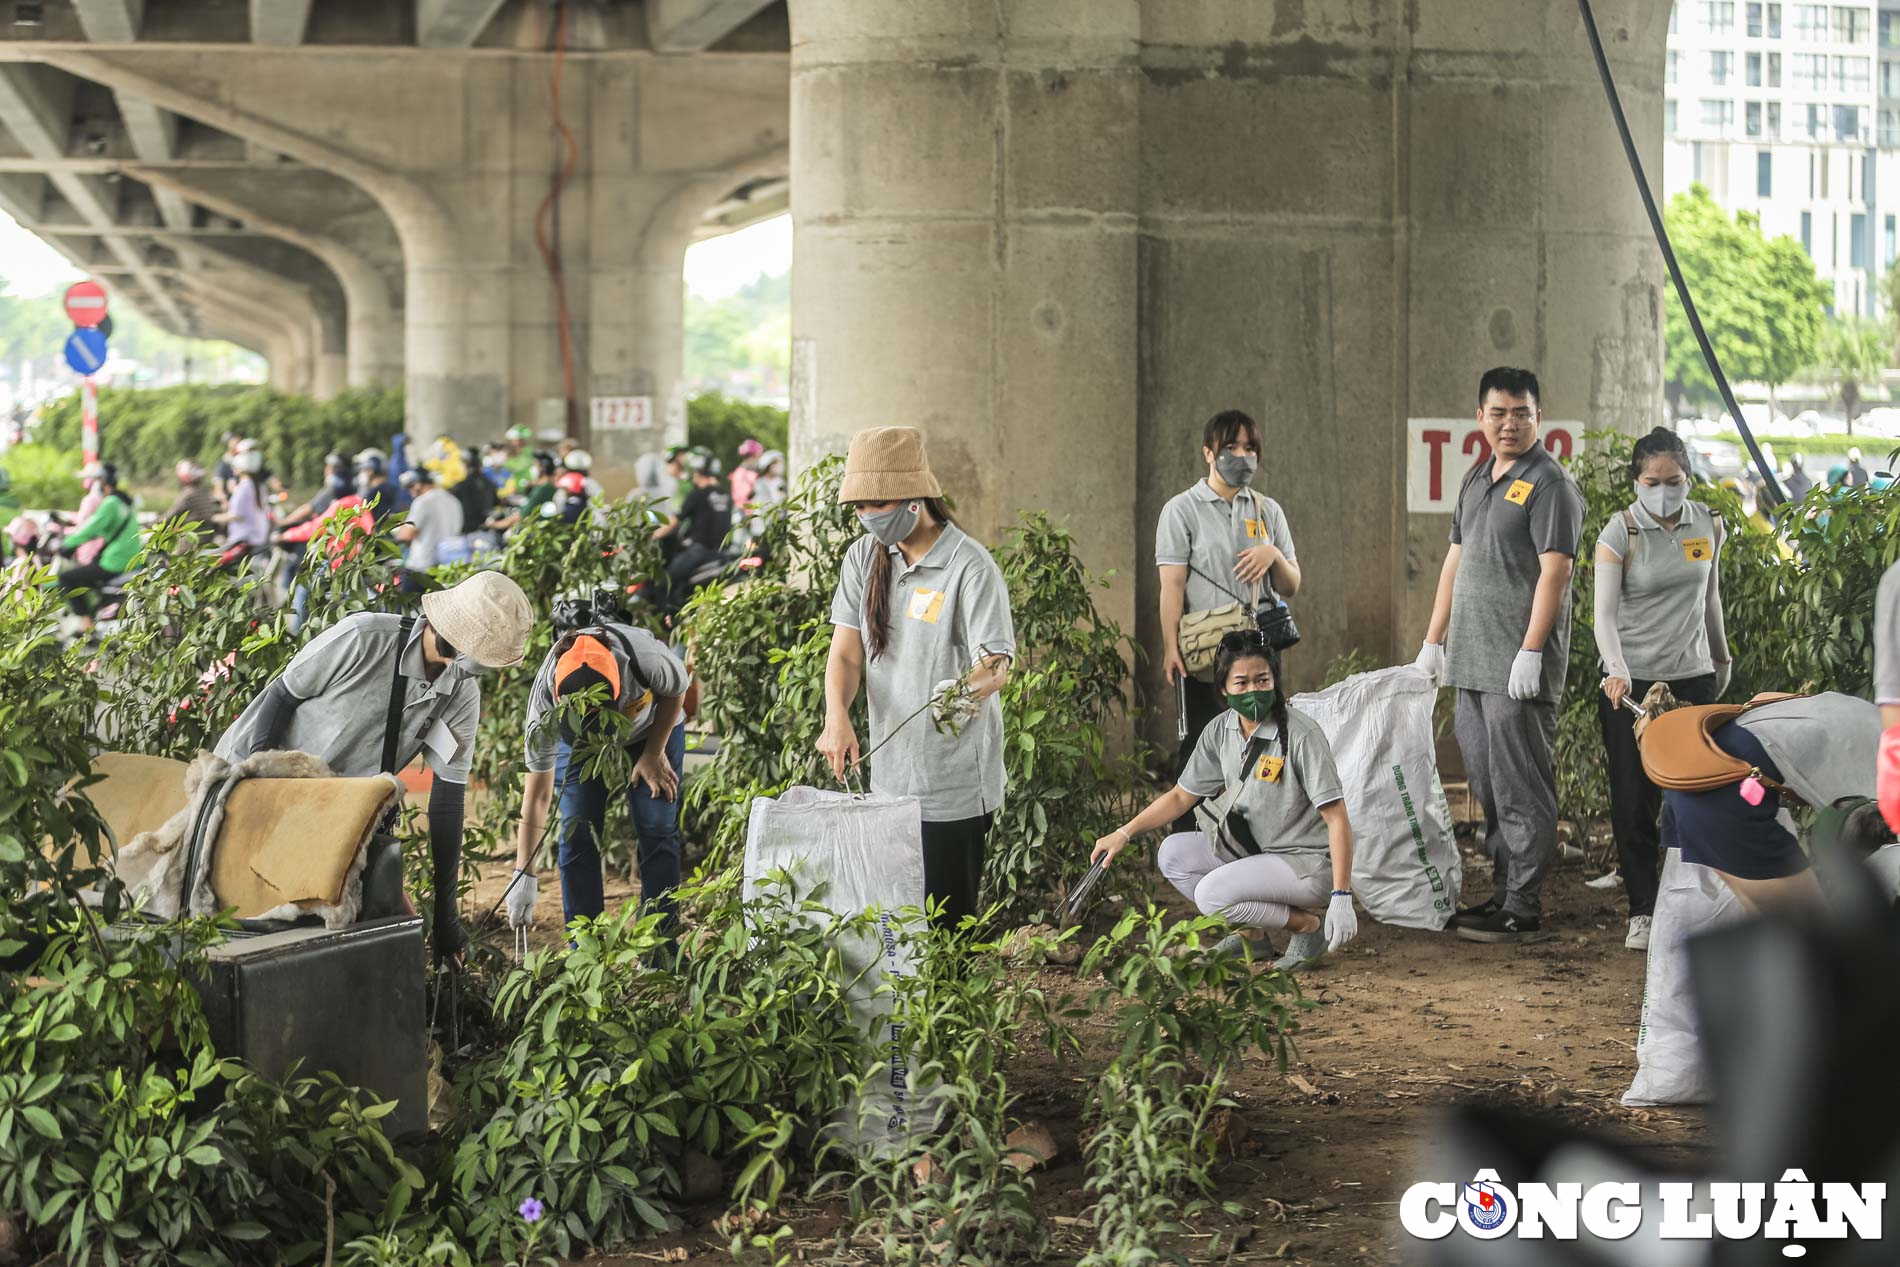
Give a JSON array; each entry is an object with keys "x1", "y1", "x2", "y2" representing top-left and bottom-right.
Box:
[
  {"x1": 63, "y1": 280, "x2": 108, "y2": 328},
  {"x1": 64, "y1": 326, "x2": 108, "y2": 375}
]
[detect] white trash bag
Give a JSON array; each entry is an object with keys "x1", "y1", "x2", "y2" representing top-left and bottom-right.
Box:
[
  {"x1": 1623, "y1": 847, "x2": 1744, "y2": 1106},
  {"x1": 741, "y1": 786, "x2": 931, "y2": 1157},
  {"x1": 1291, "y1": 665, "x2": 1462, "y2": 929}
]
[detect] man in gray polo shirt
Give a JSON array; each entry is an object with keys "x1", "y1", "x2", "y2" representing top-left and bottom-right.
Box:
[
  {"x1": 215, "y1": 571, "x2": 533, "y2": 958},
  {"x1": 395, "y1": 466, "x2": 464, "y2": 593},
  {"x1": 1415, "y1": 367, "x2": 1585, "y2": 943}
]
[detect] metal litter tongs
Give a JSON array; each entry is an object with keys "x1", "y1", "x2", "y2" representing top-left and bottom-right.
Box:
[{"x1": 1063, "y1": 855, "x2": 1110, "y2": 922}]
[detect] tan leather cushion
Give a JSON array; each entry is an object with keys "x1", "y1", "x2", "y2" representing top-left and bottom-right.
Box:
[
  {"x1": 84, "y1": 753, "x2": 191, "y2": 861},
  {"x1": 210, "y1": 776, "x2": 399, "y2": 918}
]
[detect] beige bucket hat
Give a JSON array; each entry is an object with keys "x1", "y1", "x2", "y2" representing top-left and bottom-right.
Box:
[
  {"x1": 837, "y1": 426, "x2": 943, "y2": 504},
  {"x1": 422, "y1": 571, "x2": 534, "y2": 669}
]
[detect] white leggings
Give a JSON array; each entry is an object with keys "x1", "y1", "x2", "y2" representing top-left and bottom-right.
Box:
[{"x1": 1157, "y1": 831, "x2": 1330, "y2": 931}]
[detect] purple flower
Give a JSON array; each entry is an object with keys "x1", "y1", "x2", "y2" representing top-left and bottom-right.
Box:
[{"x1": 519, "y1": 1197, "x2": 544, "y2": 1224}]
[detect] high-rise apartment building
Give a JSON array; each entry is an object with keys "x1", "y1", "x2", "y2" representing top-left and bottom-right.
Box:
[{"x1": 1663, "y1": 1, "x2": 1893, "y2": 315}]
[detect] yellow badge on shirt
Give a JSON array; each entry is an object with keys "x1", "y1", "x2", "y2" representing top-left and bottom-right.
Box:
[
  {"x1": 907, "y1": 588, "x2": 945, "y2": 624},
  {"x1": 1680, "y1": 537, "x2": 1713, "y2": 563},
  {"x1": 1244, "y1": 518, "x2": 1266, "y2": 540},
  {"x1": 1255, "y1": 754, "x2": 1285, "y2": 783},
  {"x1": 1504, "y1": 479, "x2": 1534, "y2": 506},
  {"x1": 620, "y1": 689, "x2": 653, "y2": 718}
]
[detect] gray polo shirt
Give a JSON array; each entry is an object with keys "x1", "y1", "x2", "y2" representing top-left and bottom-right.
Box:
[
  {"x1": 1445, "y1": 444, "x2": 1585, "y2": 704},
  {"x1": 1876, "y1": 560, "x2": 1900, "y2": 706},
  {"x1": 1596, "y1": 499, "x2": 1722, "y2": 681},
  {"x1": 214, "y1": 612, "x2": 481, "y2": 784},
  {"x1": 522, "y1": 622, "x2": 690, "y2": 773},
  {"x1": 830, "y1": 524, "x2": 1017, "y2": 821},
  {"x1": 1155, "y1": 480, "x2": 1297, "y2": 614},
  {"x1": 403, "y1": 487, "x2": 464, "y2": 571},
  {"x1": 1739, "y1": 693, "x2": 1880, "y2": 806},
  {"x1": 1180, "y1": 707, "x2": 1344, "y2": 870}
]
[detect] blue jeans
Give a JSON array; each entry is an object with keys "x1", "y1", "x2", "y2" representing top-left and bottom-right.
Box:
[{"x1": 552, "y1": 723, "x2": 685, "y2": 934}]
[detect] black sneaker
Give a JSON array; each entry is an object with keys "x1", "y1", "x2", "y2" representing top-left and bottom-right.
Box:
[
  {"x1": 1449, "y1": 897, "x2": 1502, "y2": 928},
  {"x1": 1455, "y1": 908, "x2": 1542, "y2": 943}
]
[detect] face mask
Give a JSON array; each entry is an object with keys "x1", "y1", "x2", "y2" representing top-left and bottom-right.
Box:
[
  {"x1": 1227, "y1": 689, "x2": 1277, "y2": 722},
  {"x1": 859, "y1": 501, "x2": 920, "y2": 547},
  {"x1": 1214, "y1": 453, "x2": 1259, "y2": 489},
  {"x1": 1635, "y1": 482, "x2": 1688, "y2": 519}
]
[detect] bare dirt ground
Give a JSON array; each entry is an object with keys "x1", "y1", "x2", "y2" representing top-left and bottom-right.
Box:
[{"x1": 464, "y1": 822, "x2": 1706, "y2": 1267}]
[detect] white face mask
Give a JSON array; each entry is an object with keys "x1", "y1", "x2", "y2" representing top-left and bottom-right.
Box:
[{"x1": 1635, "y1": 482, "x2": 1688, "y2": 519}]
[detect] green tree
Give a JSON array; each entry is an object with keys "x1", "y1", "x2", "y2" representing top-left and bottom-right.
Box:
[
  {"x1": 1663, "y1": 185, "x2": 1830, "y2": 417},
  {"x1": 685, "y1": 391, "x2": 788, "y2": 473},
  {"x1": 1806, "y1": 315, "x2": 1890, "y2": 432}
]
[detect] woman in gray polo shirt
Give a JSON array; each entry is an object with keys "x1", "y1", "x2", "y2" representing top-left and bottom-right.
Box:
[
  {"x1": 819, "y1": 426, "x2": 1017, "y2": 931},
  {"x1": 1592, "y1": 428, "x2": 1733, "y2": 951},
  {"x1": 1091, "y1": 633, "x2": 1357, "y2": 972},
  {"x1": 1155, "y1": 410, "x2": 1301, "y2": 823}
]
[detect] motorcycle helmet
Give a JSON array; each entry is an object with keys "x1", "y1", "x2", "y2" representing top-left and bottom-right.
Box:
[
  {"x1": 738, "y1": 438, "x2": 764, "y2": 459},
  {"x1": 356, "y1": 452, "x2": 387, "y2": 478},
  {"x1": 175, "y1": 460, "x2": 204, "y2": 482},
  {"x1": 564, "y1": 448, "x2": 593, "y2": 473},
  {"x1": 233, "y1": 450, "x2": 263, "y2": 475},
  {"x1": 556, "y1": 470, "x2": 588, "y2": 496}
]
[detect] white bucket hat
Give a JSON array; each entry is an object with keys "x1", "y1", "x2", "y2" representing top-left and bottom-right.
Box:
[{"x1": 421, "y1": 571, "x2": 533, "y2": 670}]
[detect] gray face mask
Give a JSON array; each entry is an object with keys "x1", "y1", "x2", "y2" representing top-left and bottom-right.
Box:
[
  {"x1": 1635, "y1": 482, "x2": 1688, "y2": 519},
  {"x1": 859, "y1": 501, "x2": 920, "y2": 547},
  {"x1": 1214, "y1": 452, "x2": 1259, "y2": 489}
]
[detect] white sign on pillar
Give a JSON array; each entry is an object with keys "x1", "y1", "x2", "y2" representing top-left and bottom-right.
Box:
[
  {"x1": 590, "y1": 395, "x2": 654, "y2": 432},
  {"x1": 1407, "y1": 420, "x2": 1585, "y2": 514}
]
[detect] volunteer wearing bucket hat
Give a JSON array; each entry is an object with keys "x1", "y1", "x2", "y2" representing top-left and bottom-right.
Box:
[
  {"x1": 1091, "y1": 632, "x2": 1358, "y2": 972},
  {"x1": 214, "y1": 571, "x2": 534, "y2": 958},
  {"x1": 505, "y1": 620, "x2": 691, "y2": 933},
  {"x1": 1591, "y1": 428, "x2": 1732, "y2": 951},
  {"x1": 820, "y1": 426, "x2": 1018, "y2": 929}
]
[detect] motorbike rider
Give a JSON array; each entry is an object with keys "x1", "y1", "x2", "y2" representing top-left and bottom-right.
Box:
[
  {"x1": 56, "y1": 463, "x2": 140, "y2": 628},
  {"x1": 652, "y1": 452, "x2": 733, "y2": 614}
]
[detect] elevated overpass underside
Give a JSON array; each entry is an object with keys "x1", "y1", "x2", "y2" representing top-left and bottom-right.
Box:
[{"x1": 0, "y1": 0, "x2": 1669, "y2": 717}]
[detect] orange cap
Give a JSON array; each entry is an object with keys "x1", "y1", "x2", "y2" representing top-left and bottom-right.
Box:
[{"x1": 553, "y1": 634, "x2": 621, "y2": 703}]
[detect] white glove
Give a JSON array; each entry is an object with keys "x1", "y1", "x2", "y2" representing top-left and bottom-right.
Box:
[
  {"x1": 930, "y1": 678, "x2": 982, "y2": 726},
  {"x1": 1413, "y1": 641, "x2": 1446, "y2": 686},
  {"x1": 1713, "y1": 659, "x2": 1733, "y2": 698},
  {"x1": 1507, "y1": 649, "x2": 1543, "y2": 701},
  {"x1": 504, "y1": 869, "x2": 538, "y2": 929},
  {"x1": 1323, "y1": 892, "x2": 1359, "y2": 953}
]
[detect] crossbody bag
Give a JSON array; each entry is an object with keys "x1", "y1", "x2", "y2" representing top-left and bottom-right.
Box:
[
  {"x1": 1637, "y1": 691, "x2": 1804, "y2": 795},
  {"x1": 1191, "y1": 727, "x2": 1290, "y2": 862},
  {"x1": 1176, "y1": 491, "x2": 1301, "y2": 679}
]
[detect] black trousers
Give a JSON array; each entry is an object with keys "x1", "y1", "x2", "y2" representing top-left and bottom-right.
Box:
[
  {"x1": 1170, "y1": 676, "x2": 1224, "y2": 832},
  {"x1": 56, "y1": 563, "x2": 119, "y2": 617},
  {"x1": 664, "y1": 543, "x2": 719, "y2": 611},
  {"x1": 921, "y1": 814, "x2": 993, "y2": 932},
  {"x1": 1597, "y1": 671, "x2": 1718, "y2": 917}
]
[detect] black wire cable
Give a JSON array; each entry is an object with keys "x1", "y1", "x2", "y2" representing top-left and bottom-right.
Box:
[{"x1": 1576, "y1": 0, "x2": 1787, "y2": 507}]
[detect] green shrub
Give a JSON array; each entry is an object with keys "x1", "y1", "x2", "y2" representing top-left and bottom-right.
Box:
[
  {"x1": 36, "y1": 385, "x2": 403, "y2": 494},
  {"x1": 686, "y1": 392, "x2": 788, "y2": 476},
  {"x1": 1, "y1": 443, "x2": 85, "y2": 511}
]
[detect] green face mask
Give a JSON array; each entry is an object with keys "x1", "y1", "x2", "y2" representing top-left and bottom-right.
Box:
[{"x1": 1227, "y1": 689, "x2": 1277, "y2": 722}]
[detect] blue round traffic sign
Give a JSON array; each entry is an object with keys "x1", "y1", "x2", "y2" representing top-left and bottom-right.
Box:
[{"x1": 64, "y1": 326, "x2": 107, "y2": 375}]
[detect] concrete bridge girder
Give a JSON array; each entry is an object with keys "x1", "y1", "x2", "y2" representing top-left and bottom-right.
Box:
[
  {"x1": 161, "y1": 233, "x2": 345, "y2": 399},
  {"x1": 38, "y1": 45, "x2": 790, "y2": 478}
]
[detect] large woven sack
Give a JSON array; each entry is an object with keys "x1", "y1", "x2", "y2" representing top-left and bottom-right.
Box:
[
  {"x1": 1290, "y1": 666, "x2": 1462, "y2": 929},
  {"x1": 1624, "y1": 848, "x2": 1745, "y2": 1106},
  {"x1": 741, "y1": 787, "x2": 929, "y2": 1158}
]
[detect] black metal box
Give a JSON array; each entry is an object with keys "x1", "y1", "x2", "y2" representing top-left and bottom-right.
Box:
[{"x1": 193, "y1": 916, "x2": 428, "y2": 1138}]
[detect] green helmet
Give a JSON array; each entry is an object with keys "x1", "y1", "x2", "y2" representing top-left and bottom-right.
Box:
[{"x1": 508, "y1": 424, "x2": 533, "y2": 441}]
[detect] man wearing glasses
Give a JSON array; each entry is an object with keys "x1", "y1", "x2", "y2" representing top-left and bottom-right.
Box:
[
  {"x1": 1414, "y1": 368, "x2": 1584, "y2": 945},
  {"x1": 215, "y1": 571, "x2": 534, "y2": 958}
]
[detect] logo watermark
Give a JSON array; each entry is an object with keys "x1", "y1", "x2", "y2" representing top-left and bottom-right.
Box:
[{"x1": 1402, "y1": 1169, "x2": 1885, "y2": 1257}]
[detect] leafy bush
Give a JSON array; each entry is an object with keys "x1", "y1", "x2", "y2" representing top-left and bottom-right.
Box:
[
  {"x1": 1, "y1": 443, "x2": 85, "y2": 511},
  {"x1": 1554, "y1": 430, "x2": 1897, "y2": 826},
  {"x1": 687, "y1": 391, "x2": 788, "y2": 475},
  {"x1": 36, "y1": 384, "x2": 403, "y2": 494}
]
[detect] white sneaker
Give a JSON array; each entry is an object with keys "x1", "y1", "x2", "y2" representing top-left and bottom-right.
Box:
[
  {"x1": 1584, "y1": 871, "x2": 1624, "y2": 890},
  {"x1": 1625, "y1": 916, "x2": 1652, "y2": 951}
]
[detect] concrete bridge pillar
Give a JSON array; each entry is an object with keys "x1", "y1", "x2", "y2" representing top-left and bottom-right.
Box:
[{"x1": 789, "y1": 0, "x2": 1666, "y2": 729}]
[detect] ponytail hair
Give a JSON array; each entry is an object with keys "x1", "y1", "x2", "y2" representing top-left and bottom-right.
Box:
[
  {"x1": 864, "y1": 497, "x2": 956, "y2": 659},
  {"x1": 1628, "y1": 426, "x2": 1692, "y2": 481}
]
